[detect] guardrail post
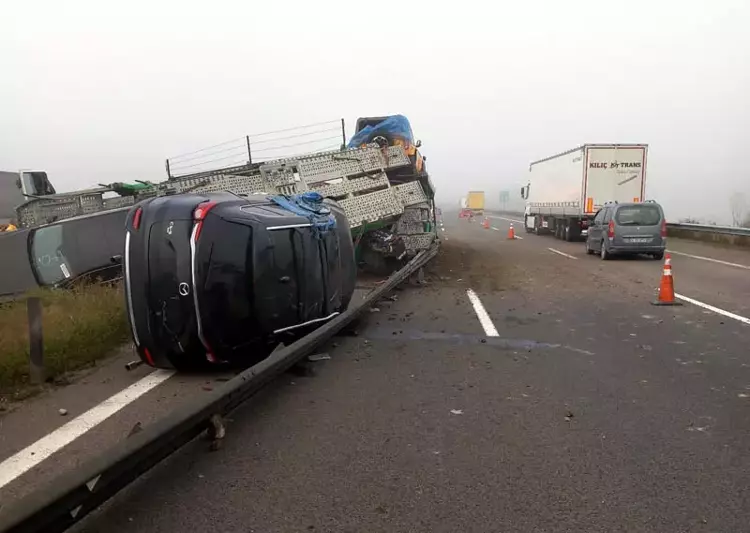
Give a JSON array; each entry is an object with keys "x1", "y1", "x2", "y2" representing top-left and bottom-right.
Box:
[{"x1": 27, "y1": 296, "x2": 45, "y2": 384}]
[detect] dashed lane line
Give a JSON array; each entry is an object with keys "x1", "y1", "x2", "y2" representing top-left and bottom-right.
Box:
[
  {"x1": 547, "y1": 247, "x2": 578, "y2": 260},
  {"x1": 668, "y1": 250, "x2": 750, "y2": 271},
  {"x1": 0, "y1": 369, "x2": 175, "y2": 490},
  {"x1": 675, "y1": 294, "x2": 750, "y2": 326},
  {"x1": 487, "y1": 215, "x2": 524, "y2": 224},
  {"x1": 466, "y1": 289, "x2": 499, "y2": 336}
]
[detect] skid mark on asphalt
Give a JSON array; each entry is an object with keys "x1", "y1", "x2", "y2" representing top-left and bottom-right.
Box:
[
  {"x1": 466, "y1": 289, "x2": 499, "y2": 336},
  {"x1": 675, "y1": 294, "x2": 750, "y2": 326},
  {"x1": 668, "y1": 250, "x2": 750, "y2": 271},
  {"x1": 366, "y1": 329, "x2": 595, "y2": 355},
  {"x1": 0, "y1": 369, "x2": 174, "y2": 490},
  {"x1": 547, "y1": 247, "x2": 578, "y2": 260}
]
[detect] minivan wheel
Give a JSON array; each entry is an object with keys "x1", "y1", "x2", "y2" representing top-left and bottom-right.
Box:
[{"x1": 600, "y1": 243, "x2": 611, "y2": 260}]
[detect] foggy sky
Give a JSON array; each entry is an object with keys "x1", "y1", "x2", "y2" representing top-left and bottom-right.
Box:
[{"x1": 2, "y1": 0, "x2": 748, "y2": 223}]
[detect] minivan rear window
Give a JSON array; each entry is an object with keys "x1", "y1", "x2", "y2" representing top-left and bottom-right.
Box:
[{"x1": 615, "y1": 205, "x2": 661, "y2": 226}]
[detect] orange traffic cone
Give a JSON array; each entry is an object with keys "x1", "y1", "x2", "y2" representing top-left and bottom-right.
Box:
[
  {"x1": 507, "y1": 223, "x2": 516, "y2": 240},
  {"x1": 652, "y1": 254, "x2": 683, "y2": 306},
  {"x1": 483, "y1": 218, "x2": 490, "y2": 229}
]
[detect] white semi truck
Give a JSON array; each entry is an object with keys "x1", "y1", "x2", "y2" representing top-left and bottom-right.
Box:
[{"x1": 520, "y1": 144, "x2": 648, "y2": 241}]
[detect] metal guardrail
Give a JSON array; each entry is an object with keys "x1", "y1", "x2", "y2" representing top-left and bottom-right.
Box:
[
  {"x1": 666, "y1": 222, "x2": 750, "y2": 237},
  {"x1": 487, "y1": 211, "x2": 750, "y2": 238},
  {"x1": 0, "y1": 244, "x2": 439, "y2": 533}
]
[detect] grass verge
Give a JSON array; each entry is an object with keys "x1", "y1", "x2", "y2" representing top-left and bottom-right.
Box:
[{"x1": 0, "y1": 283, "x2": 129, "y2": 401}]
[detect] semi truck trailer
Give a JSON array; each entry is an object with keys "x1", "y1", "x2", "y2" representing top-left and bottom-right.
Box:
[{"x1": 520, "y1": 144, "x2": 648, "y2": 241}]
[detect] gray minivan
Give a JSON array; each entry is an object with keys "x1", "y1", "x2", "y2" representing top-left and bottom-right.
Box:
[{"x1": 585, "y1": 201, "x2": 666, "y2": 260}]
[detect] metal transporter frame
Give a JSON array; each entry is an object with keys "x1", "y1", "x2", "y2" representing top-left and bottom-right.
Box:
[
  {"x1": 17, "y1": 144, "x2": 437, "y2": 256},
  {"x1": 156, "y1": 144, "x2": 438, "y2": 256},
  {"x1": 0, "y1": 244, "x2": 439, "y2": 533}
]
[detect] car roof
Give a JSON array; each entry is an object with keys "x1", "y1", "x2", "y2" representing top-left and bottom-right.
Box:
[{"x1": 608, "y1": 202, "x2": 663, "y2": 209}]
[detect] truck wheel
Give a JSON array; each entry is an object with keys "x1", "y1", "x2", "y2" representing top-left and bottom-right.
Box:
[
  {"x1": 564, "y1": 222, "x2": 573, "y2": 242},
  {"x1": 524, "y1": 216, "x2": 533, "y2": 233}
]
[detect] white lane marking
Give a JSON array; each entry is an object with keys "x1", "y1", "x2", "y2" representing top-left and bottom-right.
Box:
[
  {"x1": 491, "y1": 227, "x2": 500, "y2": 232},
  {"x1": 0, "y1": 370, "x2": 175, "y2": 489},
  {"x1": 674, "y1": 294, "x2": 750, "y2": 326},
  {"x1": 668, "y1": 250, "x2": 750, "y2": 271},
  {"x1": 514, "y1": 235, "x2": 524, "y2": 240},
  {"x1": 466, "y1": 289, "x2": 499, "y2": 336},
  {"x1": 547, "y1": 247, "x2": 578, "y2": 260},
  {"x1": 488, "y1": 215, "x2": 524, "y2": 224}
]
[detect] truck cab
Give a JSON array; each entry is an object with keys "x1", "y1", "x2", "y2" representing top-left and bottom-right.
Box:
[
  {"x1": 1, "y1": 170, "x2": 56, "y2": 226},
  {"x1": 351, "y1": 115, "x2": 427, "y2": 182}
]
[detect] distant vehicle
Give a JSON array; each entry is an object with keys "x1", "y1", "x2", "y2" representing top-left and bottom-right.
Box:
[
  {"x1": 124, "y1": 191, "x2": 356, "y2": 370},
  {"x1": 521, "y1": 144, "x2": 648, "y2": 241},
  {"x1": 0, "y1": 208, "x2": 128, "y2": 299},
  {"x1": 467, "y1": 191, "x2": 485, "y2": 215},
  {"x1": 585, "y1": 201, "x2": 666, "y2": 260}
]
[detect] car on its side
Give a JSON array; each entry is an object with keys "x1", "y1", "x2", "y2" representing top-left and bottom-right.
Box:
[
  {"x1": 1, "y1": 208, "x2": 128, "y2": 301},
  {"x1": 585, "y1": 201, "x2": 666, "y2": 260},
  {"x1": 124, "y1": 191, "x2": 356, "y2": 370}
]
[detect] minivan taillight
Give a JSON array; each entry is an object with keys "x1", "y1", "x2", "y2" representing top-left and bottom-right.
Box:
[
  {"x1": 192, "y1": 201, "x2": 217, "y2": 240},
  {"x1": 661, "y1": 219, "x2": 667, "y2": 238},
  {"x1": 608, "y1": 220, "x2": 615, "y2": 239},
  {"x1": 132, "y1": 207, "x2": 143, "y2": 230}
]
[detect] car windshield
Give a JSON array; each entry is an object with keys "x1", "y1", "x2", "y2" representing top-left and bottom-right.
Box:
[
  {"x1": 31, "y1": 225, "x2": 72, "y2": 285},
  {"x1": 615, "y1": 205, "x2": 661, "y2": 226}
]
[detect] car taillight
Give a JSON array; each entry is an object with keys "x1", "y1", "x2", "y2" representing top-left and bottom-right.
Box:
[
  {"x1": 661, "y1": 219, "x2": 667, "y2": 238},
  {"x1": 132, "y1": 207, "x2": 143, "y2": 230},
  {"x1": 142, "y1": 347, "x2": 155, "y2": 367},
  {"x1": 192, "y1": 201, "x2": 217, "y2": 240},
  {"x1": 608, "y1": 220, "x2": 615, "y2": 239}
]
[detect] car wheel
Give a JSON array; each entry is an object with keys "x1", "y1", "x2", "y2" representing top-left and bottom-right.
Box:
[
  {"x1": 600, "y1": 242, "x2": 611, "y2": 260},
  {"x1": 653, "y1": 251, "x2": 664, "y2": 260}
]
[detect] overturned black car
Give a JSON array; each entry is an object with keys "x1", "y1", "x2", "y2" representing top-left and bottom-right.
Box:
[{"x1": 124, "y1": 191, "x2": 356, "y2": 370}]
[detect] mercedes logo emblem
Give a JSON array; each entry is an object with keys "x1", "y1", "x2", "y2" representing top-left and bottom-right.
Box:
[{"x1": 178, "y1": 283, "x2": 190, "y2": 296}]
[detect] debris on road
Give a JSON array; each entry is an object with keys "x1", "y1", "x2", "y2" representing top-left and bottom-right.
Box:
[
  {"x1": 450, "y1": 409, "x2": 463, "y2": 415},
  {"x1": 370, "y1": 307, "x2": 380, "y2": 313},
  {"x1": 564, "y1": 410, "x2": 574, "y2": 421},
  {"x1": 307, "y1": 353, "x2": 331, "y2": 362},
  {"x1": 127, "y1": 422, "x2": 143, "y2": 438},
  {"x1": 58, "y1": 408, "x2": 68, "y2": 416}
]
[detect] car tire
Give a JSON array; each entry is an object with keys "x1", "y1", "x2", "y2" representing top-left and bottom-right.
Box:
[
  {"x1": 600, "y1": 242, "x2": 611, "y2": 260},
  {"x1": 653, "y1": 251, "x2": 664, "y2": 260}
]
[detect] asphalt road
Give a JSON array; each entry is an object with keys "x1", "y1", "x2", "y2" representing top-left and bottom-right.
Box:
[{"x1": 41, "y1": 212, "x2": 746, "y2": 533}]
